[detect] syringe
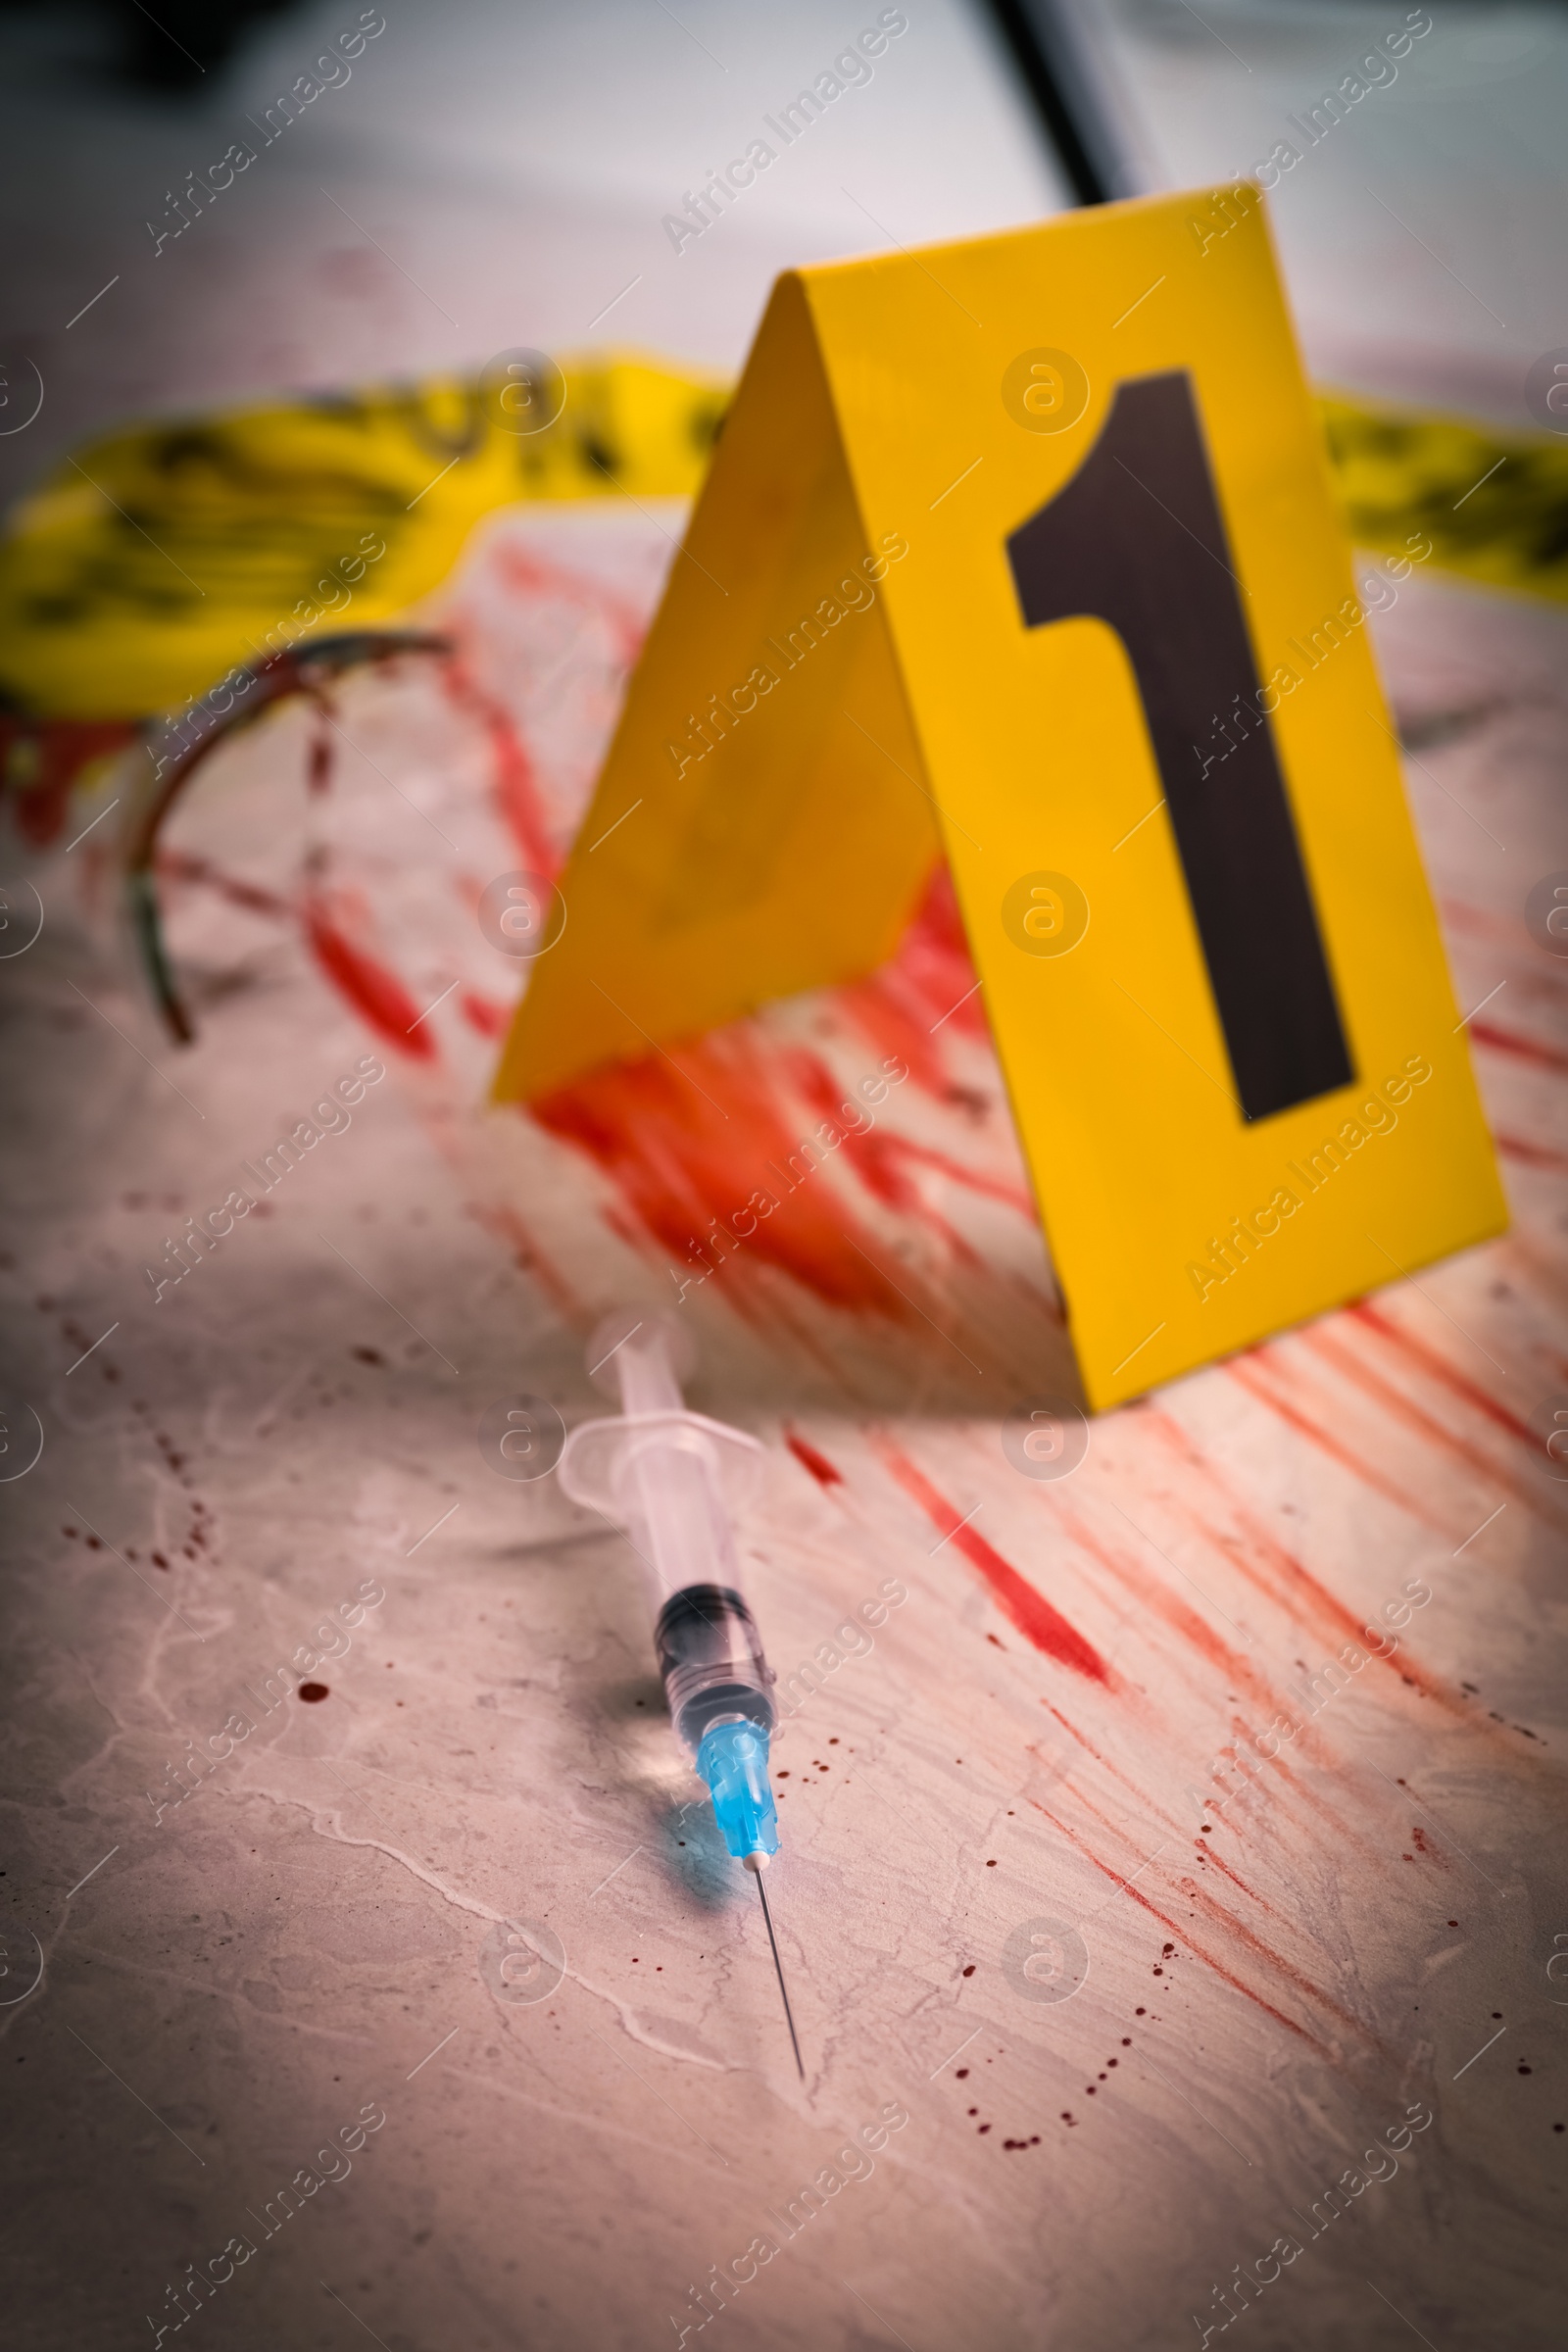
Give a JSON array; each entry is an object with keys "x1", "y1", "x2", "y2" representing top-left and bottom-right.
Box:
[{"x1": 559, "y1": 1313, "x2": 804, "y2": 2077}]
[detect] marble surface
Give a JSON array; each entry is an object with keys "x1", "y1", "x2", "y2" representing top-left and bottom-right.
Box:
[{"x1": 3, "y1": 498, "x2": 1566, "y2": 2352}]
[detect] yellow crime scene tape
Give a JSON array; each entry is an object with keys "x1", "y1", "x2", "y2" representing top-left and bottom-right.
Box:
[
  {"x1": 1317, "y1": 393, "x2": 1568, "y2": 604},
  {"x1": 0, "y1": 354, "x2": 729, "y2": 725},
  {"x1": 0, "y1": 357, "x2": 1559, "y2": 743}
]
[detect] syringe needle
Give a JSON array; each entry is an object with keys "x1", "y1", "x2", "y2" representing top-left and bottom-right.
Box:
[{"x1": 753, "y1": 1866, "x2": 806, "y2": 2081}]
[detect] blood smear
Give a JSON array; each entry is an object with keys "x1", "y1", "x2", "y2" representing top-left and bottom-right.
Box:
[
  {"x1": 525, "y1": 867, "x2": 1038, "y2": 1336},
  {"x1": 532, "y1": 1034, "x2": 930, "y2": 1324}
]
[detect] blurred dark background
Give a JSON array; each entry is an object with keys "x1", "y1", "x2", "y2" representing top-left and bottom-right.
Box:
[{"x1": 0, "y1": 0, "x2": 1562, "y2": 523}]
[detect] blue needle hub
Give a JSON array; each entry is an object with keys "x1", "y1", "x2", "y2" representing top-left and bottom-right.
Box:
[{"x1": 697, "y1": 1719, "x2": 779, "y2": 1866}]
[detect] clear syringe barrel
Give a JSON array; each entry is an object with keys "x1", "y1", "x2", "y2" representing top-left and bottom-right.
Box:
[
  {"x1": 618, "y1": 1410, "x2": 741, "y2": 1608},
  {"x1": 559, "y1": 1317, "x2": 777, "y2": 1758}
]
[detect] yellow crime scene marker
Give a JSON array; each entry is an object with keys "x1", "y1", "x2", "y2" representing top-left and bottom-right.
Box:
[{"x1": 495, "y1": 187, "x2": 1505, "y2": 1410}]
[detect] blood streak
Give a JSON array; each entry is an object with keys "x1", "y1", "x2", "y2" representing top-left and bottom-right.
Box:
[
  {"x1": 1224, "y1": 1353, "x2": 1446, "y2": 1533},
  {"x1": 1136, "y1": 1403, "x2": 1478, "y2": 1726},
  {"x1": 1197, "y1": 1840, "x2": 1269, "y2": 1906},
  {"x1": 304, "y1": 895, "x2": 437, "y2": 1061},
  {"x1": 442, "y1": 655, "x2": 559, "y2": 879},
  {"x1": 1037, "y1": 1703, "x2": 1168, "y2": 1823},
  {"x1": 1345, "y1": 1298, "x2": 1541, "y2": 1454},
  {"x1": 1158, "y1": 1426, "x2": 1392, "y2": 1651},
  {"x1": 1467, "y1": 1018, "x2": 1568, "y2": 1077},
  {"x1": 872, "y1": 1439, "x2": 1108, "y2": 1681},
  {"x1": 1045, "y1": 1496, "x2": 1273, "y2": 1705},
  {"x1": 1494, "y1": 1131, "x2": 1568, "y2": 1175},
  {"x1": 1030, "y1": 1801, "x2": 1330, "y2": 2048},
  {"x1": 785, "y1": 1428, "x2": 843, "y2": 1488},
  {"x1": 1074, "y1": 1775, "x2": 1375, "y2": 2043},
  {"x1": 459, "y1": 989, "x2": 511, "y2": 1038},
  {"x1": 1035, "y1": 1698, "x2": 1261, "y2": 1849},
  {"x1": 155, "y1": 849, "x2": 290, "y2": 921},
  {"x1": 1298, "y1": 1325, "x2": 1551, "y2": 1521}
]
